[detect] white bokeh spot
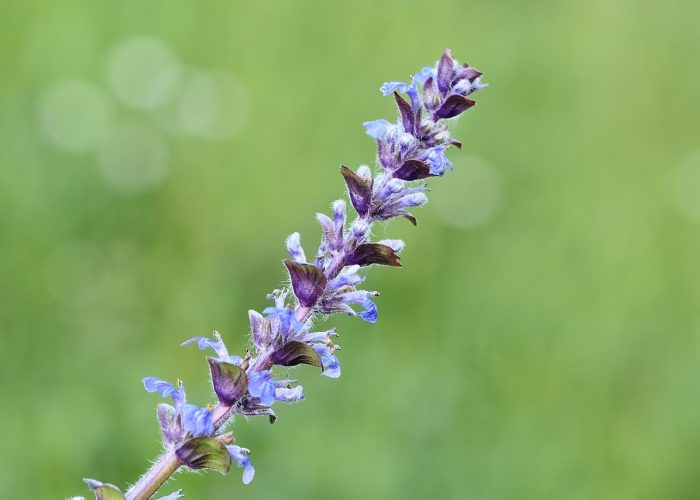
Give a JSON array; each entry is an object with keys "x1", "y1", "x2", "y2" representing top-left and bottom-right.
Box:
[
  {"x1": 106, "y1": 36, "x2": 182, "y2": 110},
  {"x1": 97, "y1": 121, "x2": 169, "y2": 194},
  {"x1": 157, "y1": 69, "x2": 249, "y2": 141},
  {"x1": 38, "y1": 79, "x2": 114, "y2": 152},
  {"x1": 431, "y1": 155, "x2": 503, "y2": 229}
]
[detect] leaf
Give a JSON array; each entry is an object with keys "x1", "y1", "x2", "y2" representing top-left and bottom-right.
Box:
[
  {"x1": 459, "y1": 65, "x2": 483, "y2": 82},
  {"x1": 394, "y1": 92, "x2": 414, "y2": 134},
  {"x1": 433, "y1": 94, "x2": 475, "y2": 120},
  {"x1": 346, "y1": 243, "x2": 402, "y2": 267},
  {"x1": 208, "y1": 358, "x2": 248, "y2": 406},
  {"x1": 393, "y1": 160, "x2": 436, "y2": 181},
  {"x1": 284, "y1": 260, "x2": 327, "y2": 307},
  {"x1": 83, "y1": 479, "x2": 124, "y2": 500},
  {"x1": 176, "y1": 437, "x2": 231, "y2": 474},
  {"x1": 270, "y1": 340, "x2": 322, "y2": 368},
  {"x1": 403, "y1": 214, "x2": 417, "y2": 226},
  {"x1": 340, "y1": 165, "x2": 373, "y2": 217}
]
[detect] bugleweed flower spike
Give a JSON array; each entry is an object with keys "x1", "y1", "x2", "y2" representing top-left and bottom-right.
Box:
[{"x1": 75, "y1": 49, "x2": 486, "y2": 500}]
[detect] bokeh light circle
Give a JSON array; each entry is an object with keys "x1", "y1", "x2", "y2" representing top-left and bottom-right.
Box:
[
  {"x1": 106, "y1": 36, "x2": 182, "y2": 109},
  {"x1": 157, "y1": 69, "x2": 249, "y2": 141},
  {"x1": 38, "y1": 79, "x2": 114, "y2": 152},
  {"x1": 97, "y1": 121, "x2": 169, "y2": 194}
]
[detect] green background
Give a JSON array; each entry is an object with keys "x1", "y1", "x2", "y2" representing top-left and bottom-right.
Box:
[{"x1": 2, "y1": 0, "x2": 700, "y2": 498}]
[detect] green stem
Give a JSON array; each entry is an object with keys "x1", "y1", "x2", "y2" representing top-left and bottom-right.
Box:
[{"x1": 125, "y1": 451, "x2": 181, "y2": 500}]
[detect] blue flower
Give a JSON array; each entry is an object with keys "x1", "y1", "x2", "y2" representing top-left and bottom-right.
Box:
[
  {"x1": 274, "y1": 385, "x2": 304, "y2": 402},
  {"x1": 382, "y1": 80, "x2": 421, "y2": 114},
  {"x1": 363, "y1": 119, "x2": 394, "y2": 139},
  {"x1": 262, "y1": 305, "x2": 299, "y2": 338},
  {"x1": 181, "y1": 404, "x2": 214, "y2": 437},
  {"x1": 357, "y1": 296, "x2": 378, "y2": 323},
  {"x1": 422, "y1": 144, "x2": 453, "y2": 175},
  {"x1": 143, "y1": 377, "x2": 185, "y2": 406},
  {"x1": 327, "y1": 265, "x2": 364, "y2": 291},
  {"x1": 227, "y1": 445, "x2": 255, "y2": 484},
  {"x1": 380, "y1": 81, "x2": 413, "y2": 96},
  {"x1": 247, "y1": 370, "x2": 276, "y2": 406},
  {"x1": 398, "y1": 192, "x2": 428, "y2": 209},
  {"x1": 181, "y1": 332, "x2": 242, "y2": 365},
  {"x1": 312, "y1": 344, "x2": 341, "y2": 378},
  {"x1": 414, "y1": 65, "x2": 436, "y2": 86},
  {"x1": 143, "y1": 377, "x2": 214, "y2": 438}
]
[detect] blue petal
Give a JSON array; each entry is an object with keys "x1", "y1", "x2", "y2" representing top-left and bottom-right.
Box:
[
  {"x1": 380, "y1": 81, "x2": 412, "y2": 96},
  {"x1": 262, "y1": 306, "x2": 299, "y2": 337},
  {"x1": 414, "y1": 65, "x2": 436, "y2": 86},
  {"x1": 248, "y1": 370, "x2": 277, "y2": 406},
  {"x1": 181, "y1": 404, "x2": 214, "y2": 437},
  {"x1": 423, "y1": 145, "x2": 453, "y2": 175},
  {"x1": 275, "y1": 385, "x2": 304, "y2": 402},
  {"x1": 143, "y1": 377, "x2": 184, "y2": 406},
  {"x1": 242, "y1": 464, "x2": 255, "y2": 485},
  {"x1": 327, "y1": 265, "x2": 364, "y2": 291},
  {"x1": 362, "y1": 119, "x2": 393, "y2": 139},
  {"x1": 358, "y1": 297, "x2": 378, "y2": 323},
  {"x1": 181, "y1": 332, "x2": 232, "y2": 362},
  {"x1": 398, "y1": 192, "x2": 428, "y2": 209},
  {"x1": 313, "y1": 345, "x2": 342, "y2": 378},
  {"x1": 286, "y1": 232, "x2": 307, "y2": 263},
  {"x1": 227, "y1": 445, "x2": 255, "y2": 484}
]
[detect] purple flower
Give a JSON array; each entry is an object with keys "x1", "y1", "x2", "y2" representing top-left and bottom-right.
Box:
[
  {"x1": 227, "y1": 445, "x2": 255, "y2": 484},
  {"x1": 105, "y1": 51, "x2": 486, "y2": 500}
]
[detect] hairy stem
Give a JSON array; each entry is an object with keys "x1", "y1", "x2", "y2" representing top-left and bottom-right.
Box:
[{"x1": 125, "y1": 451, "x2": 181, "y2": 500}]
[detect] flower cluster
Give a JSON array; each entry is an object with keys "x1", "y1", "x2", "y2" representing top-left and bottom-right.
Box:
[{"x1": 79, "y1": 49, "x2": 485, "y2": 500}]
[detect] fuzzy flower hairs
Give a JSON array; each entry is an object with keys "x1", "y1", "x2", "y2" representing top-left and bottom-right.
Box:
[{"x1": 76, "y1": 49, "x2": 485, "y2": 500}]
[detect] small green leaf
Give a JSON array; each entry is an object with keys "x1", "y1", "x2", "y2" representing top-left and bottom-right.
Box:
[
  {"x1": 83, "y1": 478, "x2": 124, "y2": 500},
  {"x1": 176, "y1": 437, "x2": 231, "y2": 474},
  {"x1": 270, "y1": 340, "x2": 322, "y2": 368},
  {"x1": 208, "y1": 358, "x2": 248, "y2": 405}
]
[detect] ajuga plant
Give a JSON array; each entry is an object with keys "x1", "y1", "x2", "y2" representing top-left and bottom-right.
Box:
[{"x1": 74, "y1": 49, "x2": 486, "y2": 500}]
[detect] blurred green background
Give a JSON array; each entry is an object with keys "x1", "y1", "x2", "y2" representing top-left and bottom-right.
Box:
[{"x1": 2, "y1": 0, "x2": 700, "y2": 498}]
